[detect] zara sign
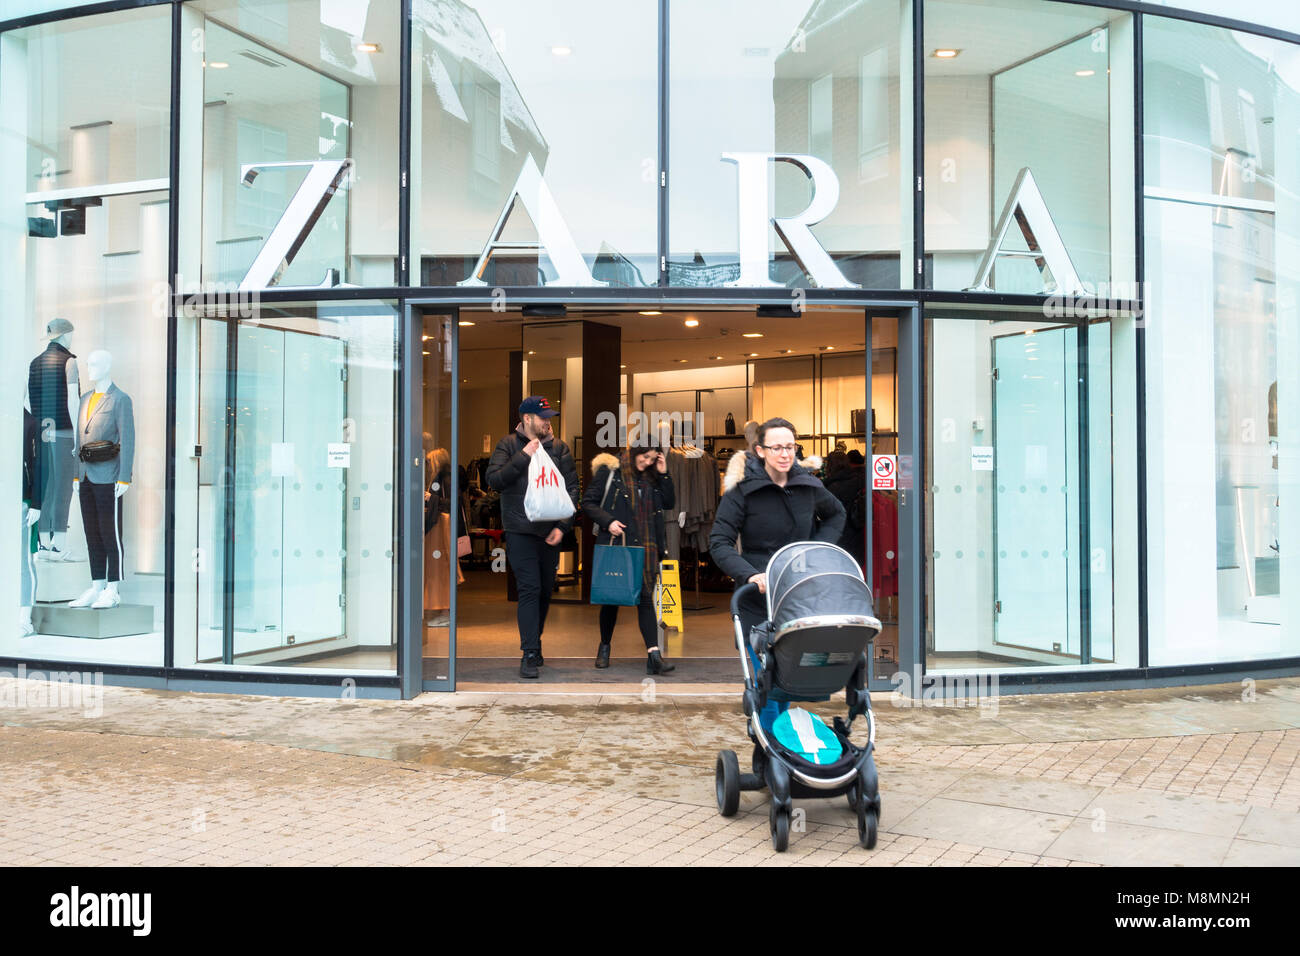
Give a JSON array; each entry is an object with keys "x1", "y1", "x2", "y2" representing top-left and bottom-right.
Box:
[{"x1": 238, "y1": 153, "x2": 1081, "y2": 295}]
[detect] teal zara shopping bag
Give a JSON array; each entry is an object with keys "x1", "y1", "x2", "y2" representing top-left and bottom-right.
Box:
[{"x1": 590, "y1": 534, "x2": 645, "y2": 606}]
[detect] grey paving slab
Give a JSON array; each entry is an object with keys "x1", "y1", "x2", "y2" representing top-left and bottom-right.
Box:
[
  {"x1": 940, "y1": 770, "x2": 1104, "y2": 815},
  {"x1": 1080, "y1": 789, "x2": 1251, "y2": 839},
  {"x1": 1221, "y1": 839, "x2": 1300, "y2": 866},
  {"x1": 1236, "y1": 805, "x2": 1300, "y2": 848},
  {"x1": 1045, "y1": 818, "x2": 1234, "y2": 867},
  {"x1": 889, "y1": 797, "x2": 1076, "y2": 855}
]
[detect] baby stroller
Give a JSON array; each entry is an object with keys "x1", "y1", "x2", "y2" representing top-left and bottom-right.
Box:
[{"x1": 715, "y1": 541, "x2": 883, "y2": 852}]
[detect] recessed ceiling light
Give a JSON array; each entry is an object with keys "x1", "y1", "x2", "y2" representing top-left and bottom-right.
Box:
[
  {"x1": 638, "y1": 310, "x2": 662, "y2": 316},
  {"x1": 747, "y1": 352, "x2": 759, "y2": 357},
  {"x1": 620, "y1": 364, "x2": 627, "y2": 369},
  {"x1": 780, "y1": 349, "x2": 794, "y2": 354},
  {"x1": 821, "y1": 345, "x2": 835, "y2": 350},
  {"x1": 208, "y1": 61, "x2": 229, "y2": 69},
  {"x1": 677, "y1": 358, "x2": 689, "y2": 363},
  {"x1": 552, "y1": 45, "x2": 572, "y2": 56},
  {"x1": 709, "y1": 355, "x2": 724, "y2": 360},
  {"x1": 932, "y1": 49, "x2": 960, "y2": 59},
  {"x1": 422, "y1": 350, "x2": 431, "y2": 356},
  {"x1": 527, "y1": 350, "x2": 536, "y2": 355},
  {"x1": 742, "y1": 332, "x2": 763, "y2": 338},
  {"x1": 458, "y1": 320, "x2": 475, "y2": 326},
  {"x1": 684, "y1": 318, "x2": 699, "y2": 328},
  {"x1": 1075, "y1": 69, "x2": 1095, "y2": 77},
  {"x1": 422, "y1": 334, "x2": 431, "y2": 341},
  {"x1": 356, "y1": 42, "x2": 382, "y2": 54}
]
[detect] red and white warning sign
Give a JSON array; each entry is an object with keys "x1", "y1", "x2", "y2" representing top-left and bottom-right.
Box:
[{"x1": 871, "y1": 454, "x2": 897, "y2": 490}]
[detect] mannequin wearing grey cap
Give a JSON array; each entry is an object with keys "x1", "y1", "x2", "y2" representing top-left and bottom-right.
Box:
[
  {"x1": 486, "y1": 395, "x2": 580, "y2": 678},
  {"x1": 24, "y1": 318, "x2": 80, "y2": 561}
]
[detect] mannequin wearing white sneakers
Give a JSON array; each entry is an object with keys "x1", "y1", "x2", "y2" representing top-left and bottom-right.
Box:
[{"x1": 70, "y1": 351, "x2": 133, "y2": 612}]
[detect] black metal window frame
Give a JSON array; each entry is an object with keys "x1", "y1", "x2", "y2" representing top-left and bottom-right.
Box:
[{"x1": 4, "y1": 0, "x2": 1300, "y2": 695}]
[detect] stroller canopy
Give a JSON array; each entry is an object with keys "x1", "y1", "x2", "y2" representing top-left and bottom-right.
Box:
[{"x1": 767, "y1": 542, "x2": 875, "y2": 633}]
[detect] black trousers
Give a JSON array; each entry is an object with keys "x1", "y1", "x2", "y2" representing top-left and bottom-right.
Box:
[
  {"x1": 599, "y1": 590, "x2": 660, "y2": 651},
  {"x1": 79, "y1": 481, "x2": 123, "y2": 583},
  {"x1": 506, "y1": 531, "x2": 559, "y2": 654}
]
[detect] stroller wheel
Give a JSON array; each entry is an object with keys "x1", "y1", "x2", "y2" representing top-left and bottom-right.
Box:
[
  {"x1": 715, "y1": 750, "x2": 741, "y2": 818},
  {"x1": 769, "y1": 801, "x2": 790, "y2": 853},
  {"x1": 857, "y1": 805, "x2": 878, "y2": 850}
]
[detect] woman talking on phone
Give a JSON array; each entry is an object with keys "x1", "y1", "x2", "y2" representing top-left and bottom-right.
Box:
[
  {"x1": 582, "y1": 435, "x2": 676, "y2": 673},
  {"x1": 710, "y1": 417, "x2": 846, "y2": 648}
]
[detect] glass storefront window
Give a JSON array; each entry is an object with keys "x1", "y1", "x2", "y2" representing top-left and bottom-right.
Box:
[
  {"x1": 413, "y1": 0, "x2": 659, "y2": 287},
  {"x1": 184, "y1": 0, "x2": 401, "y2": 290},
  {"x1": 925, "y1": 311, "x2": 1137, "y2": 670},
  {"x1": 924, "y1": 0, "x2": 1135, "y2": 295},
  {"x1": 172, "y1": 301, "x2": 400, "y2": 674},
  {"x1": 1144, "y1": 17, "x2": 1300, "y2": 665},
  {"x1": 669, "y1": 0, "x2": 911, "y2": 289},
  {"x1": 0, "y1": 6, "x2": 172, "y2": 666}
]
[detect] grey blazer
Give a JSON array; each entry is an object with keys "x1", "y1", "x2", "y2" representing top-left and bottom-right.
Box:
[{"x1": 76, "y1": 384, "x2": 135, "y2": 484}]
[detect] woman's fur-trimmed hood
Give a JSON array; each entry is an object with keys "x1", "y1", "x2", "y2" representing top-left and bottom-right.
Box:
[
  {"x1": 590, "y1": 452, "x2": 621, "y2": 476},
  {"x1": 722, "y1": 450, "x2": 822, "y2": 493}
]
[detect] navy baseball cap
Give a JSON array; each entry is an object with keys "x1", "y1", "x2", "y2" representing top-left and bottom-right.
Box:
[{"x1": 519, "y1": 395, "x2": 558, "y2": 418}]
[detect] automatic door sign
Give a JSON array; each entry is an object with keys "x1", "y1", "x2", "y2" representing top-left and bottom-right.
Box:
[{"x1": 872, "y1": 454, "x2": 897, "y2": 490}]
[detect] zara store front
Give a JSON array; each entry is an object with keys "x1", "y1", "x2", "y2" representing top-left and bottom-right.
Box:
[{"x1": 1, "y1": 0, "x2": 1299, "y2": 698}]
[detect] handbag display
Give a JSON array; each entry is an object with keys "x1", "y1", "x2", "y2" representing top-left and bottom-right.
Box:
[
  {"x1": 457, "y1": 534, "x2": 472, "y2": 557},
  {"x1": 590, "y1": 533, "x2": 645, "y2": 606},
  {"x1": 724, "y1": 412, "x2": 736, "y2": 435},
  {"x1": 78, "y1": 440, "x2": 120, "y2": 463}
]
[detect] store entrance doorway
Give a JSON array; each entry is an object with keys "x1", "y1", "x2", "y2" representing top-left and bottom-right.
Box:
[{"x1": 414, "y1": 304, "x2": 916, "y2": 692}]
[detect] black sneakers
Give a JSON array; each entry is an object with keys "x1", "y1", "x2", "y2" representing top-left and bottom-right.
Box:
[{"x1": 519, "y1": 652, "x2": 541, "y2": 679}]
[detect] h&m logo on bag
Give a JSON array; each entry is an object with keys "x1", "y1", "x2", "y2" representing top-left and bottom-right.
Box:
[{"x1": 534, "y1": 468, "x2": 561, "y2": 489}]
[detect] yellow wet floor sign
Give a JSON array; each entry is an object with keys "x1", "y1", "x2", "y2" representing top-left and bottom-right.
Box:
[{"x1": 658, "y1": 560, "x2": 683, "y2": 633}]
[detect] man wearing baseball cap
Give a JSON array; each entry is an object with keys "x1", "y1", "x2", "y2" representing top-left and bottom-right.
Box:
[{"x1": 486, "y1": 395, "x2": 580, "y2": 678}]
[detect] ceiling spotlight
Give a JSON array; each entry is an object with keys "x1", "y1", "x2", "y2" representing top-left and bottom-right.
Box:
[
  {"x1": 742, "y1": 332, "x2": 763, "y2": 338},
  {"x1": 422, "y1": 350, "x2": 431, "y2": 356},
  {"x1": 1075, "y1": 69, "x2": 1095, "y2": 77},
  {"x1": 527, "y1": 350, "x2": 536, "y2": 355},
  {"x1": 458, "y1": 320, "x2": 475, "y2": 326},
  {"x1": 709, "y1": 355, "x2": 723, "y2": 360},
  {"x1": 684, "y1": 318, "x2": 699, "y2": 328},
  {"x1": 821, "y1": 345, "x2": 835, "y2": 351},
  {"x1": 677, "y1": 359, "x2": 689, "y2": 363},
  {"x1": 552, "y1": 45, "x2": 572, "y2": 56},
  {"x1": 932, "y1": 49, "x2": 960, "y2": 59},
  {"x1": 620, "y1": 364, "x2": 627, "y2": 369},
  {"x1": 422, "y1": 334, "x2": 431, "y2": 341},
  {"x1": 747, "y1": 352, "x2": 759, "y2": 357},
  {"x1": 356, "y1": 42, "x2": 382, "y2": 54},
  {"x1": 638, "y1": 310, "x2": 662, "y2": 316},
  {"x1": 780, "y1": 349, "x2": 794, "y2": 354}
]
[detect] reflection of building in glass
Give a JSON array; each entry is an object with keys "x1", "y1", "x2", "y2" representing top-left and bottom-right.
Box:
[{"x1": 417, "y1": 0, "x2": 551, "y2": 285}]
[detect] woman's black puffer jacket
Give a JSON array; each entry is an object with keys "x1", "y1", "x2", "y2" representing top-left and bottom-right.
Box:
[{"x1": 709, "y1": 450, "x2": 846, "y2": 585}]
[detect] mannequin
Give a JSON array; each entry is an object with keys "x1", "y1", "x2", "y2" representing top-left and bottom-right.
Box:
[
  {"x1": 68, "y1": 350, "x2": 134, "y2": 611},
  {"x1": 25, "y1": 318, "x2": 80, "y2": 561},
  {"x1": 21, "y1": 408, "x2": 44, "y2": 636}
]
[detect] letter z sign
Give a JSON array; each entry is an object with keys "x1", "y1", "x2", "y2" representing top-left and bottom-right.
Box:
[{"x1": 872, "y1": 455, "x2": 896, "y2": 490}]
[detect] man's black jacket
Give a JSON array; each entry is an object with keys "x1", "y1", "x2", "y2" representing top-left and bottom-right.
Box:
[{"x1": 485, "y1": 423, "x2": 580, "y2": 537}]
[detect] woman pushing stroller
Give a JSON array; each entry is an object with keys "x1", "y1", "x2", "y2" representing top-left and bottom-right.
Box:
[
  {"x1": 710, "y1": 417, "x2": 847, "y2": 643},
  {"x1": 583, "y1": 435, "x2": 676, "y2": 674}
]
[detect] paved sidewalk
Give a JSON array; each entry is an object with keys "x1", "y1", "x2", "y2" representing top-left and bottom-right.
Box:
[{"x1": 1, "y1": 676, "x2": 1298, "y2": 865}]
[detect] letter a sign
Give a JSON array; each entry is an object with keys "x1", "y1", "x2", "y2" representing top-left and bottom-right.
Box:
[{"x1": 967, "y1": 167, "x2": 1085, "y2": 296}]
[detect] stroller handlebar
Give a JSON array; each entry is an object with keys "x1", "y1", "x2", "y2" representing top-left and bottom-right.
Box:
[{"x1": 730, "y1": 581, "x2": 761, "y2": 619}]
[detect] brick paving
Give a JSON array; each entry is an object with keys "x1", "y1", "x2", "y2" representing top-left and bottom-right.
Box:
[{"x1": 1, "y1": 676, "x2": 1298, "y2": 866}]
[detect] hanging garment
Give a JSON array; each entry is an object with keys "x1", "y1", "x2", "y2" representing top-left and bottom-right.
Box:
[{"x1": 872, "y1": 491, "x2": 899, "y2": 598}]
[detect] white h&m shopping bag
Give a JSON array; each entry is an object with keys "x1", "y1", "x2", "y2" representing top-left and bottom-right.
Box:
[{"x1": 524, "y1": 445, "x2": 575, "y2": 522}]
